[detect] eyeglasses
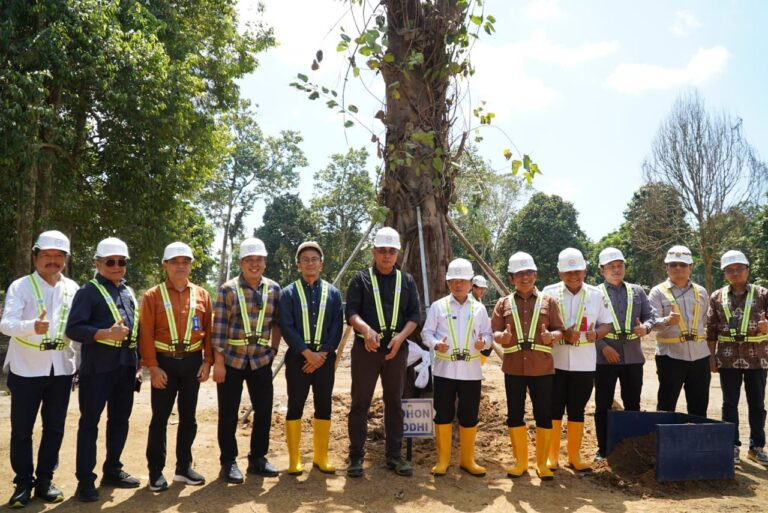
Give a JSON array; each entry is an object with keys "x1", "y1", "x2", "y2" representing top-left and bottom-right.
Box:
[
  {"x1": 513, "y1": 270, "x2": 536, "y2": 278},
  {"x1": 375, "y1": 248, "x2": 398, "y2": 255},
  {"x1": 104, "y1": 258, "x2": 127, "y2": 267},
  {"x1": 667, "y1": 262, "x2": 689, "y2": 268},
  {"x1": 724, "y1": 266, "x2": 748, "y2": 275},
  {"x1": 299, "y1": 257, "x2": 322, "y2": 264}
]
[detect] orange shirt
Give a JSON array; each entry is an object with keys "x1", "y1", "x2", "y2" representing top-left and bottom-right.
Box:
[{"x1": 139, "y1": 279, "x2": 214, "y2": 367}]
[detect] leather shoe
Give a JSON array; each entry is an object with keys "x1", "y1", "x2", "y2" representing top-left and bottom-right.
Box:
[
  {"x1": 247, "y1": 457, "x2": 279, "y2": 477},
  {"x1": 347, "y1": 457, "x2": 364, "y2": 478},
  {"x1": 75, "y1": 482, "x2": 100, "y2": 502},
  {"x1": 219, "y1": 463, "x2": 244, "y2": 484},
  {"x1": 101, "y1": 470, "x2": 140, "y2": 488},
  {"x1": 386, "y1": 456, "x2": 413, "y2": 476},
  {"x1": 7, "y1": 485, "x2": 32, "y2": 508},
  {"x1": 34, "y1": 481, "x2": 64, "y2": 503}
]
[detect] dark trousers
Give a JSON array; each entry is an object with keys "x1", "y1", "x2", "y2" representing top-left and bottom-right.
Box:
[
  {"x1": 594, "y1": 363, "x2": 643, "y2": 454},
  {"x1": 147, "y1": 353, "x2": 202, "y2": 473},
  {"x1": 8, "y1": 371, "x2": 74, "y2": 486},
  {"x1": 284, "y1": 350, "x2": 336, "y2": 420},
  {"x1": 76, "y1": 365, "x2": 136, "y2": 484},
  {"x1": 720, "y1": 368, "x2": 767, "y2": 448},
  {"x1": 551, "y1": 369, "x2": 594, "y2": 422},
  {"x1": 217, "y1": 364, "x2": 273, "y2": 465},
  {"x1": 348, "y1": 341, "x2": 408, "y2": 459},
  {"x1": 433, "y1": 375, "x2": 481, "y2": 427},
  {"x1": 504, "y1": 374, "x2": 553, "y2": 428},
  {"x1": 656, "y1": 354, "x2": 711, "y2": 417}
]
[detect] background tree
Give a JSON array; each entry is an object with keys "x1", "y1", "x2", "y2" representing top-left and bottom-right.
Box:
[{"x1": 643, "y1": 90, "x2": 766, "y2": 291}]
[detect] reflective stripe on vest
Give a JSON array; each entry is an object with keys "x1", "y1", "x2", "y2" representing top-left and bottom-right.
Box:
[
  {"x1": 657, "y1": 283, "x2": 704, "y2": 343},
  {"x1": 228, "y1": 280, "x2": 269, "y2": 346},
  {"x1": 600, "y1": 283, "x2": 639, "y2": 341},
  {"x1": 370, "y1": 267, "x2": 401, "y2": 335},
  {"x1": 154, "y1": 283, "x2": 201, "y2": 352},
  {"x1": 435, "y1": 296, "x2": 479, "y2": 361},
  {"x1": 13, "y1": 274, "x2": 70, "y2": 351},
  {"x1": 90, "y1": 279, "x2": 139, "y2": 348},
  {"x1": 502, "y1": 292, "x2": 550, "y2": 354},
  {"x1": 295, "y1": 279, "x2": 329, "y2": 350}
]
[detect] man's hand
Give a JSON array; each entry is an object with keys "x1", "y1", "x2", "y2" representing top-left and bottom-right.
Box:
[
  {"x1": 302, "y1": 350, "x2": 326, "y2": 372},
  {"x1": 149, "y1": 366, "x2": 168, "y2": 390},
  {"x1": 212, "y1": 361, "x2": 226, "y2": 384},
  {"x1": 585, "y1": 323, "x2": 597, "y2": 343},
  {"x1": 497, "y1": 323, "x2": 514, "y2": 347},
  {"x1": 197, "y1": 362, "x2": 211, "y2": 383},
  {"x1": 384, "y1": 335, "x2": 404, "y2": 361},
  {"x1": 540, "y1": 323, "x2": 554, "y2": 346},
  {"x1": 667, "y1": 305, "x2": 681, "y2": 327},
  {"x1": 434, "y1": 336, "x2": 450, "y2": 353},
  {"x1": 601, "y1": 345, "x2": 621, "y2": 364},
  {"x1": 758, "y1": 312, "x2": 768, "y2": 335},
  {"x1": 633, "y1": 318, "x2": 648, "y2": 337},
  {"x1": 474, "y1": 336, "x2": 485, "y2": 351},
  {"x1": 563, "y1": 327, "x2": 579, "y2": 345},
  {"x1": 363, "y1": 326, "x2": 380, "y2": 352},
  {"x1": 110, "y1": 319, "x2": 130, "y2": 341},
  {"x1": 34, "y1": 308, "x2": 49, "y2": 335}
]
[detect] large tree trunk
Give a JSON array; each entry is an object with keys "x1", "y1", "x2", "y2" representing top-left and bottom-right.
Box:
[{"x1": 15, "y1": 161, "x2": 38, "y2": 276}]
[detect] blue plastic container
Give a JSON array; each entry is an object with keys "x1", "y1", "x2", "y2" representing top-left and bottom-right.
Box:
[{"x1": 606, "y1": 411, "x2": 735, "y2": 482}]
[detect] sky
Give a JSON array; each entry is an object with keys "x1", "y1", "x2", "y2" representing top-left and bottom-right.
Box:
[{"x1": 236, "y1": 0, "x2": 768, "y2": 241}]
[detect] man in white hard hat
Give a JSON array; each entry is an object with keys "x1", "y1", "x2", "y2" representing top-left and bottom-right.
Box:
[
  {"x1": 278, "y1": 241, "x2": 343, "y2": 475},
  {"x1": 0, "y1": 231, "x2": 80, "y2": 507},
  {"x1": 345, "y1": 227, "x2": 421, "y2": 478},
  {"x1": 492, "y1": 252, "x2": 565, "y2": 481},
  {"x1": 66, "y1": 237, "x2": 142, "y2": 501},
  {"x1": 139, "y1": 242, "x2": 214, "y2": 491},
  {"x1": 422, "y1": 258, "x2": 493, "y2": 477},
  {"x1": 706, "y1": 250, "x2": 768, "y2": 465},
  {"x1": 471, "y1": 275, "x2": 489, "y2": 303},
  {"x1": 542, "y1": 248, "x2": 612, "y2": 471},
  {"x1": 212, "y1": 237, "x2": 282, "y2": 483},
  {"x1": 593, "y1": 247, "x2": 655, "y2": 461},
  {"x1": 648, "y1": 245, "x2": 711, "y2": 418}
]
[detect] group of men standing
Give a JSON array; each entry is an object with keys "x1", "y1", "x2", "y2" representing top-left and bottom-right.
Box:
[{"x1": 2, "y1": 227, "x2": 767, "y2": 507}]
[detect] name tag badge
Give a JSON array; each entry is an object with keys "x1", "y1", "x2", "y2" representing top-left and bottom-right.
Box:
[{"x1": 192, "y1": 316, "x2": 201, "y2": 331}]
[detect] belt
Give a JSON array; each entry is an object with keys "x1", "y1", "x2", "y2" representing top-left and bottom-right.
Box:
[
  {"x1": 158, "y1": 351, "x2": 200, "y2": 360},
  {"x1": 502, "y1": 342, "x2": 552, "y2": 354}
]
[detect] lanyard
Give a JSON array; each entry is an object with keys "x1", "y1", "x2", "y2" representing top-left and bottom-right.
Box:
[
  {"x1": 722, "y1": 285, "x2": 755, "y2": 337},
  {"x1": 557, "y1": 283, "x2": 587, "y2": 329},
  {"x1": 27, "y1": 274, "x2": 69, "y2": 342},
  {"x1": 659, "y1": 282, "x2": 700, "y2": 336},
  {"x1": 159, "y1": 283, "x2": 197, "y2": 347},
  {"x1": 510, "y1": 292, "x2": 542, "y2": 343},
  {"x1": 90, "y1": 278, "x2": 139, "y2": 341},
  {"x1": 235, "y1": 280, "x2": 269, "y2": 338},
  {"x1": 295, "y1": 279, "x2": 329, "y2": 347},
  {"x1": 369, "y1": 267, "x2": 402, "y2": 334},
  {"x1": 444, "y1": 296, "x2": 476, "y2": 354},
  {"x1": 600, "y1": 283, "x2": 634, "y2": 335}
]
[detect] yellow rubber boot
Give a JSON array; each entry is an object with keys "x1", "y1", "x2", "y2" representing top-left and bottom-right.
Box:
[
  {"x1": 506, "y1": 426, "x2": 529, "y2": 478},
  {"x1": 432, "y1": 424, "x2": 452, "y2": 476},
  {"x1": 459, "y1": 426, "x2": 486, "y2": 476},
  {"x1": 312, "y1": 418, "x2": 336, "y2": 473},
  {"x1": 286, "y1": 419, "x2": 304, "y2": 475},
  {"x1": 548, "y1": 419, "x2": 562, "y2": 470},
  {"x1": 566, "y1": 421, "x2": 592, "y2": 472},
  {"x1": 535, "y1": 427, "x2": 554, "y2": 480}
]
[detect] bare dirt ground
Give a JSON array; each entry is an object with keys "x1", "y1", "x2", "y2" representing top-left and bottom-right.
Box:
[{"x1": 0, "y1": 336, "x2": 765, "y2": 513}]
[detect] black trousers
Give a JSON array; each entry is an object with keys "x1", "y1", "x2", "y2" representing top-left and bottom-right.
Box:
[
  {"x1": 594, "y1": 363, "x2": 643, "y2": 454},
  {"x1": 433, "y1": 375, "x2": 481, "y2": 427},
  {"x1": 720, "y1": 368, "x2": 767, "y2": 448},
  {"x1": 504, "y1": 374, "x2": 553, "y2": 429},
  {"x1": 76, "y1": 365, "x2": 136, "y2": 484},
  {"x1": 146, "y1": 353, "x2": 202, "y2": 473},
  {"x1": 655, "y1": 354, "x2": 711, "y2": 417},
  {"x1": 348, "y1": 341, "x2": 408, "y2": 459},
  {"x1": 284, "y1": 350, "x2": 336, "y2": 420},
  {"x1": 217, "y1": 364, "x2": 273, "y2": 465},
  {"x1": 8, "y1": 371, "x2": 73, "y2": 486},
  {"x1": 551, "y1": 369, "x2": 594, "y2": 422}
]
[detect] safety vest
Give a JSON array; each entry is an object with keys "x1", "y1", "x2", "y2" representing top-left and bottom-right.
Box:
[
  {"x1": 718, "y1": 285, "x2": 768, "y2": 343},
  {"x1": 356, "y1": 268, "x2": 402, "y2": 341},
  {"x1": 227, "y1": 280, "x2": 270, "y2": 347},
  {"x1": 556, "y1": 283, "x2": 592, "y2": 346},
  {"x1": 90, "y1": 279, "x2": 139, "y2": 348},
  {"x1": 502, "y1": 292, "x2": 552, "y2": 354},
  {"x1": 435, "y1": 296, "x2": 480, "y2": 361},
  {"x1": 13, "y1": 274, "x2": 70, "y2": 351},
  {"x1": 153, "y1": 283, "x2": 202, "y2": 352},
  {"x1": 600, "y1": 283, "x2": 639, "y2": 341},
  {"x1": 294, "y1": 279, "x2": 329, "y2": 350},
  {"x1": 656, "y1": 282, "x2": 705, "y2": 344}
]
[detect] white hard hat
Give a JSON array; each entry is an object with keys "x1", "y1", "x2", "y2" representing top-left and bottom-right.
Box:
[
  {"x1": 295, "y1": 241, "x2": 323, "y2": 262},
  {"x1": 557, "y1": 248, "x2": 587, "y2": 272},
  {"x1": 163, "y1": 241, "x2": 194, "y2": 262},
  {"x1": 664, "y1": 245, "x2": 693, "y2": 265},
  {"x1": 472, "y1": 275, "x2": 488, "y2": 288},
  {"x1": 446, "y1": 258, "x2": 474, "y2": 281},
  {"x1": 95, "y1": 237, "x2": 129, "y2": 258},
  {"x1": 598, "y1": 247, "x2": 626, "y2": 266},
  {"x1": 508, "y1": 252, "x2": 537, "y2": 274},
  {"x1": 373, "y1": 227, "x2": 401, "y2": 249},
  {"x1": 34, "y1": 230, "x2": 70, "y2": 255},
  {"x1": 720, "y1": 250, "x2": 749, "y2": 270},
  {"x1": 239, "y1": 237, "x2": 268, "y2": 259}
]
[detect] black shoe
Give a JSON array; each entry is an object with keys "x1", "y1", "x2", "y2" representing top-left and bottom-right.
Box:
[
  {"x1": 148, "y1": 473, "x2": 169, "y2": 492},
  {"x1": 75, "y1": 482, "x2": 99, "y2": 503},
  {"x1": 247, "y1": 457, "x2": 279, "y2": 477},
  {"x1": 219, "y1": 463, "x2": 244, "y2": 484},
  {"x1": 347, "y1": 457, "x2": 364, "y2": 478},
  {"x1": 101, "y1": 470, "x2": 140, "y2": 488},
  {"x1": 7, "y1": 485, "x2": 32, "y2": 508},
  {"x1": 386, "y1": 456, "x2": 413, "y2": 477},
  {"x1": 173, "y1": 466, "x2": 205, "y2": 486},
  {"x1": 34, "y1": 481, "x2": 64, "y2": 503}
]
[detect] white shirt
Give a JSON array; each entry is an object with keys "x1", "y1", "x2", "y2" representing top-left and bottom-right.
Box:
[
  {"x1": 422, "y1": 294, "x2": 492, "y2": 381},
  {"x1": 1, "y1": 271, "x2": 81, "y2": 377},
  {"x1": 649, "y1": 279, "x2": 711, "y2": 361},
  {"x1": 541, "y1": 282, "x2": 612, "y2": 372}
]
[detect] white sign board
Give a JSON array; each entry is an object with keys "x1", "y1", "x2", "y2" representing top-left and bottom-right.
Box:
[{"x1": 402, "y1": 398, "x2": 434, "y2": 438}]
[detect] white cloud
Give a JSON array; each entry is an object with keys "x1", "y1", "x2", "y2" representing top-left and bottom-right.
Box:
[
  {"x1": 523, "y1": 0, "x2": 564, "y2": 19},
  {"x1": 539, "y1": 178, "x2": 584, "y2": 202},
  {"x1": 522, "y1": 29, "x2": 618, "y2": 67},
  {"x1": 670, "y1": 9, "x2": 701, "y2": 38},
  {"x1": 604, "y1": 47, "x2": 730, "y2": 94}
]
